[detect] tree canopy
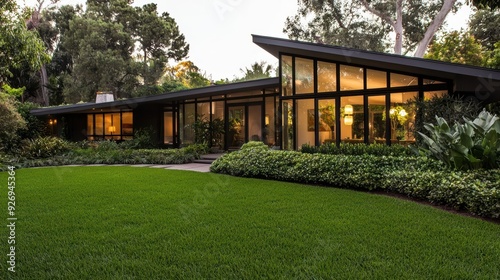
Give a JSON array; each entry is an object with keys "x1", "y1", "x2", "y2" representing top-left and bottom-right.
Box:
[{"x1": 284, "y1": 0, "x2": 460, "y2": 57}]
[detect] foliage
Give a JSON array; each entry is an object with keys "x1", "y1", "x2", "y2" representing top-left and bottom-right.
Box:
[
  {"x1": 192, "y1": 115, "x2": 225, "y2": 147},
  {"x1": 161, "y1": 61, "x2": 210, "y2": 89},
  {"x1": 413, "y1": 94, "x2": 482, "y2": 143},
  {"x1": 45, "y1": 0, "x2": 189, "y2": 103},
  {"x1": 469, "y1": 8, "x2": 500, "y2": 51},
  {"x1": 211, "y1": 147, "x2": 499, "y2": 218},
  {"x1": 284, "y1": 0, "x2": 388, "y2": 52},
  {"x1": 487, "y1": 41, "x2": 500, "y2": 69},
  {"x1": 21, "y1": 136, "x2": 72, "y2": 159},
  {"x1": 0, "y1": 4, "x2": 50, "y2": 84},
  {"x1": 119, "y1": 126, "x2": 158, "y2": 149},
  {"x1": 416, "y1": 109, "x2": 500, "y2": 170},
  {"x1": 16, "y1": 102, "x2": 49, "y2": 140},
  {"x1": 2, "y1": 167, "x2": 498, "y2": 278},
  {"x1": 301, "y1": 142, "x2": 414, "y2": 157},
  {"x1": 469, "y1": 0, "x2": 500, "y2": 9},
  {"x1": 424, "y1": 31, "x2": 487, "y2": 66},
  {"x1": 0, "y1": 94, "x2": 26, "y2": 153},
  {"x1": 234, "y1": 61, "x2": 274, "y2": 82},
  {"x1": 284, "y1": 0, "x2": 460, "y2": 56}
]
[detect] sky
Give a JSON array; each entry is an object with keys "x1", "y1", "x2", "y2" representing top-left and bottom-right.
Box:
[{"x1": 18, "y1": 0, "x2": 472, "y2": 81}]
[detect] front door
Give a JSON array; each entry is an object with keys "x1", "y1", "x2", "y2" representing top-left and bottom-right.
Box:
[{"x1": 227, "y1": 103, "x2": 263, "y2": 149}]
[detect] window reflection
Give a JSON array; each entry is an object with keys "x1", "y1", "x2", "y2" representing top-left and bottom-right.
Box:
[
  {"x1": 295, "y1": 57, "x2": 314, "y2": 94},
  {"x1": 340, "y1": 65, "x2": 364, "y2": 91},
  {"x1": 391, "y1": 73, "x2": 418, "y2": 87},
  {"x1": 281, "y1": 56, "x2": 293, "y2": 96},
  {"x1": 282, "y1": 100, "x2": 294, "y2": 150},
  {"x1": 367, "y1": 69, "x2": 387, "y2": 89},
  {"x1": 317, "y1": 61, "x2": 337, "y2": 93},
  {"x1": 318, "y1": 99, "x2": 336, "y2": 144}
]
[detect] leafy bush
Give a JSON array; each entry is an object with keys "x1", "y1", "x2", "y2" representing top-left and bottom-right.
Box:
[
  {"x1": 413, "y1": 94, "x2": 482, "y2": 144},
  {"x1": 301, "y1": 142, "x2": 414, "y2": 157},
  {"x1": 182, "y1": 143, "x2": 209, "y2": 158},
  {"x1": 95, "y1": 140, "x2": 120, "y2": 151},
  {"x1": 21, "y1": 137, "x2": 72, "y2": 159},
  {"x1": 416, "y1": 109, "x2": 500, "y2": 170},
  {"x1": 119, "y1": 126, "x2": 158, "y2": 149},
  {"x1": 211, "y1": 148, "x2": 500, "y2": 218}
]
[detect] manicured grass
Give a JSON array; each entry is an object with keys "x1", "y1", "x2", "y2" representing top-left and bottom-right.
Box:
[{"x1": 1, "y1": 167, "x2": 499, "y2": 279}]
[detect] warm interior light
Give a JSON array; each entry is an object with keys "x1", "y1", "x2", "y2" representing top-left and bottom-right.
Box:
[
  {"x1": 344, "y1": 105, "x2": 353, "y2": 115},
  {"x1": 389, "y1": 108, "x2": 395, "y2": 115},
  {"x1": 344, "y1": 115, "x2": 353, "y2": 125},
  {"x1": 211, "y1": 102, "x2": 215, "y2": 114},
  {"x1": 109, "y1": 126, "x2": 116, "y2": 133},
  {"x1": 49, "y1": 120, "x2": 53, "y2": 125},
  {"x1": 265, "y1": 114, "x2": 270, "y2": 126},
  {"x1": 399, "y1": 109, "x2": 407, "y2": 117}
]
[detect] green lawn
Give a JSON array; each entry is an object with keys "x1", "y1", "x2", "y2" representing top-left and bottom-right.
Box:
[{"x1": 1, "y1": 166, "x2": 499, "y2": 279}]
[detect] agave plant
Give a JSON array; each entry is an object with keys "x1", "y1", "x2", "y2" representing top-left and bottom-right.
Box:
[{"x1": 416, "y1": 109, "x2": 500, "y2": 170}]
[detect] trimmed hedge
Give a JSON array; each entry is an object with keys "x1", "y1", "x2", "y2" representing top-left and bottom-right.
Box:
[
  {"x1": 211, "y1": 142, "x2": 500, "y2": 218},
  {"x1": 1, "y1": 144, "x2": 209, "y2": 171},
  {"x1": 301, "y1": 142, "x2": 415, "y2": 157}
]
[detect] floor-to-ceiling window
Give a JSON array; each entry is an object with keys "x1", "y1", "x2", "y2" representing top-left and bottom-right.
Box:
[{"x1": 279, "y1": 54, "x2": 451, "y2": 148}]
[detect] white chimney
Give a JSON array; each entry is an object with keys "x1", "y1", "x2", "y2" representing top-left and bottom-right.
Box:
[{"x1": 96, "y1": 91, "x2": 114, "y2": 103}]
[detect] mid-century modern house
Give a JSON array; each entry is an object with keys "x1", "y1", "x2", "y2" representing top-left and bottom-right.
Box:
[{"x1": 32, "y1": 35, "x2": 500, "y2": 150}]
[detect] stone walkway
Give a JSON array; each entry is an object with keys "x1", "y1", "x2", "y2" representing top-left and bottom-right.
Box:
[{"x1": 129, "y1": 163, "x2": 211, "y2": 173}]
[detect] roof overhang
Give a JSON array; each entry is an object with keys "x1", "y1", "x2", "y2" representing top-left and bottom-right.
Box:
[
  {"x1": 253, "y1": 35, "x2": 500, "y2": 102},
  {"x1": 31, "y1": 78, "x2": 279, "y2": 116}
]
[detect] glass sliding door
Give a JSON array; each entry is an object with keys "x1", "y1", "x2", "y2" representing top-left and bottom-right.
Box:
[
  {"x1": 228, "y1": 106, "x2": 246, "y2": 148},
  {"x1": 248, "y1": 105, "x2": 262, "y2": 142}
]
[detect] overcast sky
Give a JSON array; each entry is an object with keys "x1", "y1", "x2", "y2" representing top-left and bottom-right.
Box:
[{"x1": 19, "y1": 0, "x2": 471, "y2": 81}]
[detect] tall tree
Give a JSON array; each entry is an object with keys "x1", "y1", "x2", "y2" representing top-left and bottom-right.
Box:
[
  {"x1": 470, "y1": 0, "x2": 499, "y2": 9},
  {"x1": 162, "y1": 61, "x2": 210, "y2": 89},
  {"x1": 0, "y1": 0, "x2": 49, "y2": 87},
  {"x1": 59, "y1": 0, "x2": 189, "y2": 103},
  {"x1": 134, "y1": 3, "x2": 189, "y2": 85},
  {"x1": 285, "y1": 0, "x2": 461, "y2": 57},
  {"x1": 284, "y1": 0, "x2": 389, "y2": 52}
]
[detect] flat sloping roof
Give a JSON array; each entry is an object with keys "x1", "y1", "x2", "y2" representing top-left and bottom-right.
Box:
[
  {"x1": 31, "y1": 78, "x2": 279, "y2": 116},
  {"x1": 253, "y1": 34, "x2": 500, "y2": 80}
]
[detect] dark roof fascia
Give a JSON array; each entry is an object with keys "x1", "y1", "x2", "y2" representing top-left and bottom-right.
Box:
[
  {"x1": 31, "y1": 77, "x2": 279, "y2": 116},
  {"x1": 252, "y1": 35, "x2": 500, "y2": 81}
]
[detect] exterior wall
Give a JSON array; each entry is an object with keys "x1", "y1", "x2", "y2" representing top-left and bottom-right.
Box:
[{"x1": 134, "y1": 103, "x2": 163, "y2": 147}]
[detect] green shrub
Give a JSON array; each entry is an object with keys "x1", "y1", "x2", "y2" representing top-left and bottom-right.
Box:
[
  {"x1": 211, "y1": 148, "x2": 500, "y2": 218},
  {"x1": 21, "y1": 137, "x2": 71, "y2": 159},
  {"x1": 416, "y1": 109, "x2": 500, "y2": 170},
  {"x1": 119, "y1": 127, "x2": 158, "y2": 149},
  {"x1": 95, "y1": 140, "x2": 120, "y2": 151},
  {"x1": 301, "y1": 142, "x2": 414, "y2": 157},
  {"x1": 182, "y1": 143, "x2": 209, "y2": 158}
]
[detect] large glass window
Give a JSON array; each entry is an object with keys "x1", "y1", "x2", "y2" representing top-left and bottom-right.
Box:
[
  {"x1": 317, "y1": 61, "x2": 337, "y2": 93},
  {"x1": 164, "y1": 112, "x2": 174, "y2": 144},
  {"x1": 265, "y1": 96, "x2": 276, "y2": 146},
  {"x1": 197, "y1": 102, "x2": 210, "y2": 119},
  {"x1": 295, "y1": 57, "x2": 314, "y2": 94},
  {"x1": 368, "y1": 96, "x2": 386, "y2": 144},
  {"x1": 87, "y1": 112, "x2": 133, "y2": 140},
  {"x1": 281, "y1": 56, "x2": 293, "y2": 96},
  {"x1": 340, "y1": 65, "x2": 364, "y2": 91},
  {"x1": 390, "y1": 92, "x2": 417, "y2": 144},
  {"x1": 391, "y1": 73, "x2": 418, "y2": 87},
  {"x1": 211, "y1": 101, "x2": 225, "y2": 148},
  {"x1": 341, "y1": 96, "x2": 364, "y2": 143},
  {"x1": 367, "y1": 69, "x2": 387, "y2": 89},
  {"x1": 296, "y1": 99, "x2": 315, "y2": 147},
  {"x1": 282, "y1": 100, "x2": 294, "y2": 150},
  {"x1": 318, "y1": 99, "x2": 336, "y2": 144},
  {"x1": 183, "y1": 103, "x2": 195, "y2": 145}
]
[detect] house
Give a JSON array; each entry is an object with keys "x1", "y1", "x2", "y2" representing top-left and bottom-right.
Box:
[{"x1": 31, "y1": 35, "x2": 500, "y2": 150}]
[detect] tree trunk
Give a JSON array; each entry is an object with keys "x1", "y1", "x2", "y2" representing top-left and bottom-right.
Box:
[
  {"x1": 394, "y1": 0, "x2": 403, "y2": 55},
  {"x1": 39, "y1": 64, "x2": 49, "y2": 106},
  {"x1": 413, "y1": 0, "x2": 457, "y2": 57}
]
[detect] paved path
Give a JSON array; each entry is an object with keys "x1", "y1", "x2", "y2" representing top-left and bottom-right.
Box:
[{"x1": 130, "y1": 163, "x2": 211, "y2": 173}]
